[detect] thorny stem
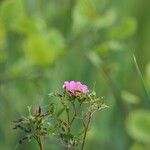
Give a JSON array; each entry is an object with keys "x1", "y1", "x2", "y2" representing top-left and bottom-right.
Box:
[
  {"x1": 66, "y1": 108, "x2": 71, "y2": 150},
  {"x1": 65, "y1": 102, "x2": 77, "y2": 150},
  {"x1": 38, "y1": 137, "x2": 44, "y2": 150},
  {"x1": 66, "y1": 108, "x2": 70, "y2": 132},
  {"x1": 60, "y1": 96, "x2": 72, "y2": 150},
  {"x1": 70, "y1": 102, "x2": 77, "y2": 126},
  {"x1": 81, "y1": 112, "x2": 92, "y2": 150},
  {"x1": 34, "y1": 135, "x2": 44, "y2": 150}
]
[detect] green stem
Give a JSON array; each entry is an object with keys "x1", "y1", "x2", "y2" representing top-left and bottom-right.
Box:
[
  {"x1": 66, "y1": 108, "x2": 70, "y2": 132},
  {"x1": 39, "y1": 137, "x2": 44, "y2": 150},
  {"x1": 36, "y1": 136, "x2": 44, "y2": 150},
  {"x1": 70, "y1": 102, "x2": 77, "y2": 126},
  {"x1": 66, "y1": 108, "x2": 71, "y2": 150},
  {"x1": 81, "y1": 112, "x2": 92, "y2": 150},
  {"x1": 34, "y1": 135, "x2": 44, "y2": 150}
]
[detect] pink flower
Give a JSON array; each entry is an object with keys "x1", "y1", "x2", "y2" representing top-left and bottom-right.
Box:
[{"x1": 63, "y1": 81, "x2": 89, "y2": 96}]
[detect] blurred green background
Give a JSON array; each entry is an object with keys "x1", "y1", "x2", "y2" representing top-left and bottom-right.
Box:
[{"x1": 0, "y1": 0, "x2": 150, "y2": 150}]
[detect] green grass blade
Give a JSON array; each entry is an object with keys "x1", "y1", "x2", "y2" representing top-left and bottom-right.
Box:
[{"x1": 133, "y1": 54, "x2": 150, "y2": 109}]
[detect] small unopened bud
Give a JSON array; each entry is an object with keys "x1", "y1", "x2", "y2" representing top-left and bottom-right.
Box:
[{"x1": 34, "y1": 105, "x2": 41, "y2": 116}]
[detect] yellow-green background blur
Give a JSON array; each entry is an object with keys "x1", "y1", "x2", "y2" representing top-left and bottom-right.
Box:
[{"x1": 0, "y1": 0, "x2": 150, "y2": 150}]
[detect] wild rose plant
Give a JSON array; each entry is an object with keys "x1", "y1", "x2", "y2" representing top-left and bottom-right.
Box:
[{"x1": 13, "y1": 81, "x2": 108, "y2": 150}]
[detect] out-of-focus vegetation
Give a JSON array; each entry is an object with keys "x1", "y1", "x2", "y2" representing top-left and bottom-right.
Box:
[{"x1": 0, "y1": 0, "x2": 150, "y2": 150}]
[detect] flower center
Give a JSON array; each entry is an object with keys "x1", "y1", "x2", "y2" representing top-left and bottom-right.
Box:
[{"x1": 73, "y1": 88, "x2": 83, "y2": 95}]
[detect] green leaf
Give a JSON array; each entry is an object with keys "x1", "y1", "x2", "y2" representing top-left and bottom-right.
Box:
[
  {"x1": 99, "y1": 103, "x2": 109, "y2": 110},
  {"x1": 62, "y1": 133, "x2": 73, "y2": 140},
  {"x1": 0, "y1": 23, "x2": 6, "y2": 39},
  {"x1": 126, "y1": 110, "x2": 150, "y2": 143},
  {"x1": 145, "y1": 63, "x2": 150, "y2": 89},
  {"x1": 24, "y1": 29, "x2": 65, "y2": 66},
  {"x1": 109, "y1": 17, "x2": 137, "y2": 40},
  {"x1": 94, "y1": 9, "x2": 117, "y2": 29},
  {"x1": 87, "y1": 51, "x2": 102, "y2": 68},
  {"x1": 16, "y1": 17, "x2": 46, "y2": 35},
  {"x1": 0, "y1": 0, "x2": 25, "y2": 31},
  {"x1": 56, "y1": 107, "x2": 65, "y2": 117},
  {"x1": 72, "y1": 0, "x2": 107, "y2": 33},
  {"x1": 94, "y1": 41, "x2": 124, "y2": 57},
  {"x1": 130, "y1": 143, "x2": 147, "y2": 150},
  {"x1": 27, "y1": 106, "x2": 33, "y2": 119},
  {"x1": 121, "y1": 90, "x2": 140, "y2": 104}
]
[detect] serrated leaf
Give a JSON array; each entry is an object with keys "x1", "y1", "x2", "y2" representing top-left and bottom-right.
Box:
[{"x1": 99, "y1": 104, "x2": 109, "y2": 110}]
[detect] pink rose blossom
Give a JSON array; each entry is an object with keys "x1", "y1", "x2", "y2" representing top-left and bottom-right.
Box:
[{"x1": 63, "y1": 81, "x2": 89, "y2": 96}]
